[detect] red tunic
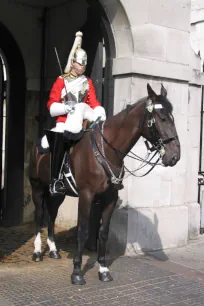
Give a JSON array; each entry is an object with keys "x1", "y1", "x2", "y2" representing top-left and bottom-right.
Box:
[{"x1": 47, "y1": 76, "x2": 101, "y2": 123}]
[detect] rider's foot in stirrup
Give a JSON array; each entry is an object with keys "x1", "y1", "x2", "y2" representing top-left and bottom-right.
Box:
[{"x1": 49, "y1": 179, "x2": 66, "y2": 196}]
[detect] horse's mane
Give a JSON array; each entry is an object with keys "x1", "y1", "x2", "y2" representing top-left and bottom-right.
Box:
[{"x1": 114, "y1": 95, "x2": 173, "y2": 118}]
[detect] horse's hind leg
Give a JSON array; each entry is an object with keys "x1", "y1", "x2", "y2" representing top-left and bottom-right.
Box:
[
  {"x1": 32, "y1": 183, "x2": 44, "y2": 262},
  {"x1": 45, "y1": 191, "x2": 65, "y2": 259},
  {"x1": 71, "y1": 189, "x2": 94, "y2": 285},
  {"x1": 97, "y1": 189, "x2": 118, "y2": 282}
]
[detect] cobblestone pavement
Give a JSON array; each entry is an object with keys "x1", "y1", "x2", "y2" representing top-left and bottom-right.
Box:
[
  {"x1": 0, "y1": 224, "x2": 77, "y2": 265},
  {"x1": 1, "y1": 224, "x2": 204, "y2": 305}
]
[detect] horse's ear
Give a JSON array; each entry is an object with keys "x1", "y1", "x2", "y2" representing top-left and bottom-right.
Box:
[
  {"x1": 147, "y1": 83, "x2": 157, "y2": 102},
  {"x1": 161, "y1": 83, "x2": 167, "y2": 97}
]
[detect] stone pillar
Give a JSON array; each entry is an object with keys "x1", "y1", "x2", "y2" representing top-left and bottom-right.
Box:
[{"x1": 106, "y1": 0, "x2": 204, "y2": 255}]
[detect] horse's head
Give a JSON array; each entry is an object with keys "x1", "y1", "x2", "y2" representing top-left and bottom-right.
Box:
[{"x1": 141, "y1": 83, "x2": 180, "y2": 167}]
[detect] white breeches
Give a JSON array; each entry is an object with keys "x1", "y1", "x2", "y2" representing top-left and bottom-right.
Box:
[{"x1": 41, "y1": 103, "x2": 94, "y2": 149}]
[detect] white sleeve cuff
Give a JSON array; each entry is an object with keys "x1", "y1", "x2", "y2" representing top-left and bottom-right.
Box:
[{"x1": 50, "y1": 102, "x2": 67, "y2": 117}]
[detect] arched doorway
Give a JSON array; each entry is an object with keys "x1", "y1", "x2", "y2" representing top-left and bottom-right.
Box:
[
  {"x1": 81, "y1": 0, "x2": 116, "y2": 116},
  {"x1": 38, "y1": 0, "x2": 116, "y2": 136},
  {"x1": 0, "y1": 23, "x2": 26, "y2": 226},
  {"x1": 0, "y1": 0, "x2": 116, "y2": 228},
  {"x1": 31, "y1": 0, "x2": 117, "y2": 232}
]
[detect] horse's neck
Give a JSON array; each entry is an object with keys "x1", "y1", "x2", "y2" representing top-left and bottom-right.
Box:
[{"x1": 105, "y1": 102, "x2": 144, "y2": 157}]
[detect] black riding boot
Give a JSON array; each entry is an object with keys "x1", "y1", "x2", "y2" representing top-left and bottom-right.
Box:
[
  {"x1": 45, "y1": 130, "x2": 66, "y2": 196},
  {"x1": 63, "y1": 150, "x2": 70, "y2": 174}
]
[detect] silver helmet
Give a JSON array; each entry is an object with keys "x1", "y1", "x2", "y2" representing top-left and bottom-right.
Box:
[
  {"x1": 73, "y1": 48, "x2": 87, "y2": 66},
  {"x1": 64, "y1": 31, "x2": 87, "y2": 73}
]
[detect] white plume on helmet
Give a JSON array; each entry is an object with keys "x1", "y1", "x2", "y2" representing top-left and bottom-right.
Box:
[{"x1": 64, "y1": 31, "x2": 87, "y2": 74}]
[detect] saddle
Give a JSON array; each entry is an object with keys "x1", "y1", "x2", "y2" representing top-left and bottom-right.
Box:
[
  {"x1": 36, "y1": 120, "x2": 95, "y2": 196},
  {"x1": 59, "y1": 120, "x2": 95, "y2": 196},
  {"x1": 37, "y1": 119, "x2": 92, "y2": 155}
]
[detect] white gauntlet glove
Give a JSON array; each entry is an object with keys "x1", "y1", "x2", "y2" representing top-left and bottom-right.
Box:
[
  {"x1": 64, "y1": 104, "x2": 72, "y2": 113},
  {"x1": 93, "y1": 106, "x2": 106, "y2": 122},
  {"x1": 50, "y1": 102, "x2": 72, "y2": 117}
]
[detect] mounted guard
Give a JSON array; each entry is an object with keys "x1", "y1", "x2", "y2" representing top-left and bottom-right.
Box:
[
  {"x1": 30, "y1": 81, "x2": 180, "y2": 284},
  {"x1": 41, "y1": 31, "x2": 106, "y2": 196}
]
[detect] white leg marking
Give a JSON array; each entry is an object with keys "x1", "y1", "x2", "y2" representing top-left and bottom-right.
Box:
[
  {"x1": 47, "y1": 238, "x2": 57, "y2": 252},
  {"x1": 99, "y1": 264, "x2": 109, "y2": 273},
  {"x1": 34, "y1": 233, "x2": 41, "y2": 253},
  {"x1": 41, "y1": 135, "x2": 49, "y2": 149}
]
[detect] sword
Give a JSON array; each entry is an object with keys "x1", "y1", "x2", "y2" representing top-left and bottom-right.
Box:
[{"x1": 54, "y1": 46, "x2": 69, "y2": 103}]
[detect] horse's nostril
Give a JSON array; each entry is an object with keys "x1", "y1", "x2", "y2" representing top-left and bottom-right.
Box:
[{"x1": 171, "y1": 154, "x2": 178, "y2": 165}]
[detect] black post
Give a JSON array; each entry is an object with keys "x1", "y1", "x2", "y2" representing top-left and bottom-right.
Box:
[
  {"x1": 0, "y1": 57, "x2": 3, "y2": 222},
  {"x1": 198, "y1": 63, "x2": 204, "y2": 205}
]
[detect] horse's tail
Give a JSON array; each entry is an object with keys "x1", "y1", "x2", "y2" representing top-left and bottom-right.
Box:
[{"x1": 29, "y1": 144, "x2": 40, "y2": 186}]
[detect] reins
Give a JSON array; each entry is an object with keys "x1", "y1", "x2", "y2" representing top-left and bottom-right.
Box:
[
  {"x1": 95, "y1": 123, "x2": 161, "y2": 179},
  {"x1": 91, "y1": 98, "x2": 178, "y2": 182}
]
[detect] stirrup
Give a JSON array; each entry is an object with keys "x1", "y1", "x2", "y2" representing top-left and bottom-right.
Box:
[{"x1": 49, "y1": 179, "x2": 66, "y2": 196}]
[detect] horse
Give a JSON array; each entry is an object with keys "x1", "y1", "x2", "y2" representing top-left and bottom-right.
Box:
[{"x1": 29, "y1": 83, "x2": 180, "y2": 285}]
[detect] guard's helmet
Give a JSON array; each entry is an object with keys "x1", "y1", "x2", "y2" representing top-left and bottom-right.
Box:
[
  {"x1": 73, "y1": 48, "x2": 87, "y2": 66},
  {"x1": 64, "y1": 31, "x2": 87, "y2": 73}
]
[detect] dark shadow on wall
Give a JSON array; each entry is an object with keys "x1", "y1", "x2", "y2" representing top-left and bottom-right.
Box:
[
  {"x1": 107, "y1": 205, "x2": 169, "y2": 261},
  {"x1": 0, "y1": 22, "x2": 26, "y2": 226}
]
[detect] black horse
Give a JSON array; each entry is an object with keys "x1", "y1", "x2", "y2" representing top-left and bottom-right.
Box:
[{"x1": 29, "y1": 84, "x2": 180, "y2": 285}]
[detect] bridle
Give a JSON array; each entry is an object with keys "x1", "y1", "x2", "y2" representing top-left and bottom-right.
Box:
[
  {"x1": 143, "y1": 99, "x2": 179, "y2": 157},
  {"x1": 91, "y1": 98, "x2": 179, "y2": 185}
]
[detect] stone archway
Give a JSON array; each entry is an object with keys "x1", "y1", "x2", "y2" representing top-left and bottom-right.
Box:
[
  {"x1": 83, "y1": 0, "x2": 134, "y2": 116},
  {"x1": 0, "y1": 22, "x2": 26, "y2": 226},
  {"x1": 99, "y1": 0, "x2": 134, "y2": 58},
  {"x1": 98, "y1": 0, "x2": 134, "y2": 114}
]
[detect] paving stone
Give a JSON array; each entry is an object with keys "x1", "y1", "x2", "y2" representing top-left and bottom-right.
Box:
[{"x1": 1, "y1": 224, "x2": 204, "y2": 305}]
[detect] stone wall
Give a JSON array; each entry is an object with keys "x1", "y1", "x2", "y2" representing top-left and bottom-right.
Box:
[
  {"x1": 108, "y1": 75, "x2": 201, "y2": 254},
  {"x1": 107, "y1": 0, "x2": 203, "y2": 255}
]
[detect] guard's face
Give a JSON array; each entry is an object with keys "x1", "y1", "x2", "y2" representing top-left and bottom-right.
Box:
[{"x1": 72, "y1": 61, "x2": 86, "y2": 75}]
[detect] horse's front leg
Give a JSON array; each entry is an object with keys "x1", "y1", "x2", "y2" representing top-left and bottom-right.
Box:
[
  {"x1": 46, "y1": 193, "x2": 65, "y2": 259},
  {"x1": 98, "y1": 189, "x2": 118, "y2": 282},
  {"x1": 86, "y1": 199, "x2": 101, "y2": 252},
  {"x1": 32, "y1": 186, "x2": 44, "y2": 262},
  {"x1": 71, "y1": 189, "x2": 94, "y2": 285}
]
